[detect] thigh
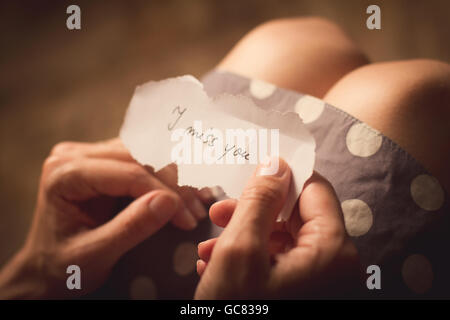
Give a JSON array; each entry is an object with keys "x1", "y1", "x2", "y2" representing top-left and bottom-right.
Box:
[
  {"x1": 323, "y1": 59, "x2": 450, "y2": 191},
  {"x1": 218, "y1": 17, "x2": 369, "y2": 98}
]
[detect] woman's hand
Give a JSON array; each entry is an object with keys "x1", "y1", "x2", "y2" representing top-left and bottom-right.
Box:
[
  {"x1": 0, "y1": 138, "x2": 210, "y2": 299},
  {"x1": 195, "y1": 158, "x2": 362, "y2": 299}
]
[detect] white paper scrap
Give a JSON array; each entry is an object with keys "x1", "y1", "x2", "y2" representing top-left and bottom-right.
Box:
[{"x1": 120, "y1": 75, "x2": 316, "y2": 221}]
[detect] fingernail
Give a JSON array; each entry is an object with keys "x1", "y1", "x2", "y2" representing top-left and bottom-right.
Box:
[
  {"x1": 181, "y1": 207, "x2": 198, "y2": 230},
  {"x1": 257, "y1": 157, "x2": 287, "y2": 177},
  {"x1": 198, "y1": 187, "x2": 215, "y2": 203},
  {"x1": 197, "y1": 259, "x2": 206, "y2": 276},
  {"x1": 190, "y1": 198, "x2": 208, "y2": 220},
  {"x1": 149, "y1": 192, "x2": 179, "y2": 222},
  {"x1": 198, "y1": 240, "x2": 208, "y2": 251}
]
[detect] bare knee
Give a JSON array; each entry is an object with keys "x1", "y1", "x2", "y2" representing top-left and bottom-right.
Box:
[
  {"x1": 395, "y1": 59, "x2": 450, "y2": 112},
  {"x1": 218, "y1": 17, "x2": 369, "y2": 97},
  {"x1": 324, "y1": 59, "x2": 450, "y2": 189},
  {"x1": 325, "y1": 59, "x2": 450, "y2": 121},
  {"x1": 249, "y1": 16, "x2": 355, "y2": 41}
]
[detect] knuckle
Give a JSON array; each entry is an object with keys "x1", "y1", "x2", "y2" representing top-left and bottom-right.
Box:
[
  {"x1": 126, "y1": 164, "x2": 148, "y2": 182},
  {"x1": 50, "y1": 141, "x2": 80, "y2": 156},
  {"x1": 306, "y1": 243, "x2": 321, "y2": 264},
  {"x1": 322, "y1": 218, "x2": 347, "y2": 244},
  {"x1": 240, "y1": 182, "x2": 282, "y2": 206},
  {"x1": 44, "y1": 160, "x2": 82, "y2": 193},
  {"x1": 42, "y1": 155, "x2": 65, "y2": 173},
  {"x1": 216, "y1": 240, "x2": 240, "y2": 260},
  {"x1": 178, "y1": 186, "x2": 196, "y2": 201},
  {"x1": 299, "y1": 240, "x2": 322, "y2": 270},
  {"x1": 58, "y1": 161, "x2": 83, "y2": 180},
  {"x1": 120, "y1": 211, "x2": 145, "y2": 239},
  {"x1": 218, "y1": 237, "x2": 261, "y2": 261},
  {"x1": 125, "y1": 165, "x2": 153, "y2": 194},
  {"x1": 215, "y1": 236, "x2": 267, "y2": 291},
  {"x1": 319, "y1": 219, "x2": 347, "y2": 250}
]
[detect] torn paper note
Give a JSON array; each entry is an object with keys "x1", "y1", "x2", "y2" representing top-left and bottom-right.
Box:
[{"x1": 120, "y1": 75, "x2": 316, "y2": 221}]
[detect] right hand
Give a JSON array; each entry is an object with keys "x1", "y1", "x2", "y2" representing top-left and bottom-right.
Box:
[{"x1": 195, "y1": 158, "x2": 362, "y2": 299}]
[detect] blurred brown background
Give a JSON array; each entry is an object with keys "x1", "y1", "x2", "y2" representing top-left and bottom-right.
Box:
[{"x1": 1, "y1": 0, "x2": 449, "y2": 266}]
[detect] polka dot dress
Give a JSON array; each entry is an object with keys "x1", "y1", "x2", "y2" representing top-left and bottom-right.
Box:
[
  {"x1": 201, "y1": 70, "x2": 449, "y2": 298},
  {"x1": 90, "y1": 70, "x2": 449, "y2": 299}
]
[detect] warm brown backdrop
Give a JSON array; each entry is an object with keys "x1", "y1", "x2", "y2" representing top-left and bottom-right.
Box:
[{"x1": 1, "y1": 0, "x2": 449, "y2": 265}]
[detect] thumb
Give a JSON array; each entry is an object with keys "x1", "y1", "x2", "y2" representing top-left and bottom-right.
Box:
[
  {"x1": 222, "y1": 157, "x2": 291, "y2": 247},
  {"x1": 91, "y1": 190, "x2": 180, "y2": 259}
]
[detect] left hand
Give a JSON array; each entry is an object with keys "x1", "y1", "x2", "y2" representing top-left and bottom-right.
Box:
[{"x1": 0, "y1": 138, "x2": 209, "y2": 299}]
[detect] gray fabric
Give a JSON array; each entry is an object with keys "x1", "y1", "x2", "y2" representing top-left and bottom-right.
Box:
[{"x1": 94, "y1": 70, "x2": 449, "y2": 299}]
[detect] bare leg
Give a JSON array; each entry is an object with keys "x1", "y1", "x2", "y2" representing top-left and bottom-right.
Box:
[
  {"x1": 217, "y1": 18, "x2": 450, "y2": 191},
  {"x1": 218, "y1": 17, "x2": 369, "y2": 98},
  {"x1": 323, "y1": 59, "x2": 450, "y2": 191}
]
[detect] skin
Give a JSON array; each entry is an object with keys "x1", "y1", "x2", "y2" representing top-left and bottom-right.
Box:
[
  {"x1": 198, "y1": 17, "x2": 450, "y2": 298},
  {"x1": 1, "y1": 16, "x2": 448, "y2": 299},
  {"x1": 324, "y1": 59, "x2": 450, "y2": 192},
  {"x1": 219, "y1": 17, "x2": 369, "y2": 98},
  {"x1": 195, "y1": 160, "x2": 361, "y2": 299},
  {"x1": 0, "y1": 138, "x2": 211, "y2": 299},
  {"x1": 219, "y1": 17, "x2": 450, "y2": 192}
]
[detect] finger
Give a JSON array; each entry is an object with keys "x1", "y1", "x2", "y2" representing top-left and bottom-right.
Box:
[
  {"x1": 155, "y1": 164, "x2": 208, "y2": 220},
  {"x1": 285, "y1": 197, "x2": 302, "y2": 238},
  {"x1": 297, "y1": 172, "x2": 346, "y2": 245},
  {"x1": 171, "y1": 207, "x2": 199, "y2": 230},
  {"x1": 153, "y1": 163, "x2": 178, "y2": 187},
  {"x1": 90, "y1": 190, "x2": 181, "y2": 260},
  {"x1": 197, "y1": 187, "x2": 216, "y2": 205},
  {"x1": 47, "y1": 158, "x2": 171, "y2": 201},
  {"x1": 220, "y1": 157, "x2": 291, "y2": 247},
  {"x1": 198, "y1": 238, "x2": 218, "y2": 262},
  {"x1": 210, "y1": 199, "x2": 286, "y2": 233},
  {"x1": 48, "y1": 158, "x2": 198, "y2": 230},
  {"x1": 105, "y1": 142, "x2": 202, "y2": 228},
  {"x1": 197, "y1": 259, "x2": 207, "y2": 277},
  {"x1": 199, "y1": 233, "x2": 292, "y2": 265},
  {"x1": 178, "y1": 186, "x2": 208, "y2": 220},
  {"x1": 196, "y1": 157, "x2": 291, "y2": 298},
  {"x1": 51, "y1": 139, "x2": 135, "y2": 162},
  {"x1": 269, "y1": 172, "x2": 348, "y2": 295},
  {"x1": 209, "y1": 199, "x2": 237, "y2": 227},
  {"x1": 268, "y1": 232, "x2": 294, "y2": 256}
]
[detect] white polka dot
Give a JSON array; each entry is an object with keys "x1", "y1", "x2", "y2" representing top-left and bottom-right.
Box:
[
  {"x1": 173, "y1": 242, "x2": 197, "y2": 276},
  {"x1": 402, "y1": 254, "x2": 433, "y2": 294},
  {"x1": 129, "y1": 276, "x2": 157, "y2": 300},
  {"x1": 346, "y1": 123, "x2": 382, "y2": 157},
  {"x1": 294, "y1": 95, "x2": 325, "y2": 123},
  {"x1": 410, "y1": 174, "x2": 444, "y2": 211},
  {"x1": 249, "y1": 79, "x2": 276, "y2": 99},
  {"x1": 341, "y1": 199, "x2": 373, "y2": 237}
]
